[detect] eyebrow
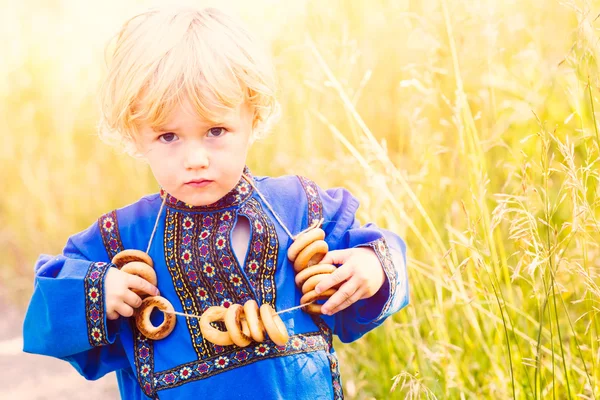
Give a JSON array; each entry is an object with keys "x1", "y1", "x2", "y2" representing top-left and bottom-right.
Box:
[
  {"x1": 153, "y1": 119, "x2": 230, "y2": 132},
  {"x1": 153, "y1": 125, "x2": 178, "y2": 132}
]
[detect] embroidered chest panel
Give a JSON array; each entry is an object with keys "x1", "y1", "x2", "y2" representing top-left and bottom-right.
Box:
[
  {"x1": 164, "y1": 197, "x2": 279, "y2": 359},
  {"x1": 97, "y1": 178, "x2": 342, "y2": 399}
]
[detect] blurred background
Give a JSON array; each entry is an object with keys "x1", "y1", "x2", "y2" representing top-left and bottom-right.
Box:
[{"x1": 1, "y1": 0, "x2": 600, "y2": 398}]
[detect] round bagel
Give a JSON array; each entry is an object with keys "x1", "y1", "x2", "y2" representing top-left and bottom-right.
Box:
[
  {"x1": 243, "y1": 300, "x2": 265, "y2": 342},
  {"x1": 200, "y1": 306, "x2": 233, "y2": 346},
  {"x1": 287, "y1": 228, "x2": 325, "y2": 262},
  {"x1": 304, "y1": 303, "x2": 326, "y2": 315},
  {"x1": 224, "y1": 304, "x2": 252, "y2": 347},
  {"x1": 134, "y1": 296, "x2": 176, "y2": 340},
  {"x1": 299, "y1": 288, "x2": 337, "y2": 315},
  {"x1": 259, "y1": 304, "x2": 289, "y2": 346},
  {"x1": 293, "y1": 240, "x2": 328, "y2": 273},
  {"x1": 112, "y1": 249, "x2": 154, "y2": 269},
  {"x1": 299, "y1": 288, "x2": 337, "y2": 305},
  {"x1": 294, "y1": 263, "x2": 336, "y2": 287},
  {"x1": 301, "y1": 273, "x2": 331, "y2": 294}
]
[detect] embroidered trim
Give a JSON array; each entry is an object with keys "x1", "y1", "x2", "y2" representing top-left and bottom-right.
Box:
[
  {"x1": 164, "y1": 196, "x2": 279, "y2": 359},
  {"x1": 297, "y1": 176, "x2": 344, "y2": 400},
  {"x1": 98, "y1": 211, "x2": 123, "y2": 259},
  {"x1": 161, "y1": 167, "x2": 254, "y2": 212},
  {"x1": 166, "y1": 208, "x2": 253, "y2": 358},
  {"x1": 298, "y1": 176, "x2": 322, "y2": 226},
  {"x1": 366, "y1": 237, "x2": 398, "y2": 320},
  {"x1": 311, "y1": 317, "x2": 343, "y2": 399},
  {"x1": 153, "y1": 333, "x2": 328, "y2": 392},
  {"x1": 239, "y1": 198, "x2": 279, "y2": 306},
  {"x1": 165, "y1": 208, "x2": 211, "y2": 358},
  {"x1": 84, "y1": 261, "x2": 111, "y2": 347},
  {"x1": 98, "y1": 210, "x2": 156, "y2": 398},
  {"x1": 133, "y1": 332, "x2": 156, "y2": 398}
]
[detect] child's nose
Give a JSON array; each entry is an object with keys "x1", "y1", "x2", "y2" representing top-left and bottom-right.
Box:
[{"x1": 183, "y1": 142, "x2": 209, "y2": 169}]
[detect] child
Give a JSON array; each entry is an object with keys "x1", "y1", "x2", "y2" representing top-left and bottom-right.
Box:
[{"x1": 23, "y1": 5, "x2": 409, "y2": 399}]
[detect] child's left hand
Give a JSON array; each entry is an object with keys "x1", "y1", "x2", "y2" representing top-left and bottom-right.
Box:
[{"x1": 313, "y1": 247, "x2": 386, "y2": 315}]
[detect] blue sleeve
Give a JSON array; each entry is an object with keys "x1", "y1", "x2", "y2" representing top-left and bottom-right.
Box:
[
  {"x1": 22, "y1": 220, "x2": 129, "y2": 380},
  {"x1": 318, "y1": 186, "x2": 410, "y2": 343}
]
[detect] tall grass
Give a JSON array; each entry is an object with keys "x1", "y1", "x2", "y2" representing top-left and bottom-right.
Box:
[{"x1": 2, "y1": 0, "x2": 599, "y2": 398}]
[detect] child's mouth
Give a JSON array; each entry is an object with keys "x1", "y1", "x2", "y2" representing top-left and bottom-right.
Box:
[{"x1": 186, "y1": 179, "x2": 213, "y2": 188}]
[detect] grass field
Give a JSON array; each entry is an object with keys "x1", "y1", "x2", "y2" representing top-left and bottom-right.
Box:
[{"x1": 2, "y1": 0, "x2": 599, "y2": 398}]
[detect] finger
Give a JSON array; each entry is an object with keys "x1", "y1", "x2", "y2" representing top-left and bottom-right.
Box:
[
  {"x1": 320, "y1": 279, "x2": 362, "y2": 315},
  {"x1": 320, "y1": 249, "x2": 351, "y2": 266},
  {"x1": 123, "y1": 290, "x2": 143, "y2": 309},
  {"x1": 115, "y1": 303, "x2": 135, "y2": 318},
  {"x1": 107, "y1": 310, "x2": 120, "y2": 320},
  {"x1": 314, "y1": 263, "x2": 353, "y2": 294},
  {"x1": 127, "y1": 275, "x2": 159, "y2": 297}
]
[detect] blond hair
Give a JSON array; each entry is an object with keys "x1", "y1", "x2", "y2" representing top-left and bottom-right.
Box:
[{"x1": 98, "y1": 5, "x2": 280, "y2": 155}]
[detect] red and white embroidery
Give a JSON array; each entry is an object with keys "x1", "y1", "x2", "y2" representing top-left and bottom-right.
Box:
[
  {"x1": 229, "y1": 274, "x2": 242, "y2": 287},
  {"x1": 179, "y1": 367, "x2": 192, "y2": 380},
  {"x1": 140, "y1": 364, "x2": 151, "y2": 377},
  {"x1": 254, "y1": 344, "x2": 270, "y2": 356},
  {"x1": 203, "y1": 263, "x2": 216, "y2": 277},
  {"x1": 102, "y1": 217, "x2": 115, "y2": 233},
  {"x1": 88, "y1": 287, "x2": 100, "y2": 302},
  {"x1": 182, "y1": 217, "x2": 194, "y2": 230},
  {"x1": 85, "y1": 261, "x2": 111, "y2": 347},
  {"x1": 215, "y1": 356, "x2": 229, "y2": 369}
]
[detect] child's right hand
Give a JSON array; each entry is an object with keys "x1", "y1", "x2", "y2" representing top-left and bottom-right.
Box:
[{"x1": 104, "y1": 268, "x2": 160, "y2": 320}]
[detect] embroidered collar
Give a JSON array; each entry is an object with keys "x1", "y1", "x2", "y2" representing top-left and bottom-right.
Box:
[{"x1": 160, "y1": 167, "x2": 255, "y2": 212}]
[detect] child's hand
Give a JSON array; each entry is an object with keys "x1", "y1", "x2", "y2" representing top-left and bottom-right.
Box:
[
  {"x1": 314, "y1": 247, "x2": 385, "y2": 315},
  {"x1": 104, "y1": 268, "x2": 160, "y2": 320}
]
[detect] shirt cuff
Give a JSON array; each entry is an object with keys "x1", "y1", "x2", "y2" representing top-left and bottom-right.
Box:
[
  {"x1": 84, "y1": 261, "x2": 117, "y2": 347},
  {"x1": 353, "y1": 237, "x2": 397, "y2": 323}
]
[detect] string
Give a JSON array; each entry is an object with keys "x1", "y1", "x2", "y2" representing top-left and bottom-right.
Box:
[
  {"x1": 162, "y1": 301, "x2": 315, "y2": 319},
  {"x1": 146, "y1": 193, "x2": 167, "y2": 253},
  {"x1": 241, "y1": 173, "x2": 324, "y2": 238},
  {"x1": 241, "y1": 173, "x2": 295, "y2": 239},
  {"x1": 273, "y1": 301, "x2": 314, "y2": 316}
]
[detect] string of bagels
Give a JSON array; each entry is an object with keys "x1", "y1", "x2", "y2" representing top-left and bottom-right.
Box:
[{"x1": 110, "y1": 174, "x2": 340, "y2": 347}]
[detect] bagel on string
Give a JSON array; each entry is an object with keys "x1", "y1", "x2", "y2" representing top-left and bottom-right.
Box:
[
  {"x1": 292, "y1": 240, "x2": 329, "y2": 273},
  {"x1": 259, "y1": 304, "x2": 289, "y2": 346},
  {"x1": 300, "y1": 288, "x2": 338, "y2": 315},
  {"x1": 243, "y1": 299, "x2": 266, "y2": 342},
  {"x1": 200, "y1": 306, "x2": 234, "y2": 346},
  {"x1": 287, "y1": 225, "x2": 339, "y2": 315},
  {"x1": 112, "y1": 249, "x2": 176, "y2": 340},
  {"x1": 200, "y1": 300, "x2": 291, "y2": 348},
  {"x1": 134, "y1": 296, "x2": 176, "y2": 340},
  {"x1": 112, "y1": 249, "x2": 154, "y2": 269},
  {"x1": 301, "y1": 273, "x2": 338, "y2": 295},
  {"x1": 224, "y1": 304, "x2": 252, "y2": 347},
  {"x1": 294, "y1": 263, "x2": 336, "y2": 287},
  {"x1": 287, "y1": 227, "x2": 325, "y2": 262}
]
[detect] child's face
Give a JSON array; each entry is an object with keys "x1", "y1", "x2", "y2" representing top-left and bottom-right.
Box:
[{"x1": 136, "y1": 98, "x2": 254, "y2": 206}]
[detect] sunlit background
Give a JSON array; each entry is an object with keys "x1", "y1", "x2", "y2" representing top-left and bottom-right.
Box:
[{"x1": 2, "y1": 0, "x2": 600, "y2": 398}]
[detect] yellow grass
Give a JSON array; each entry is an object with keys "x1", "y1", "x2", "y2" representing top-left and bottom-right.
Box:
[{"x1": 2, "y1": 0, "x2": 599, "y2": 398}]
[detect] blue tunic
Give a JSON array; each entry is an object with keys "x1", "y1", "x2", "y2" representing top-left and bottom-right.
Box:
[{"x1": 23, "y1": 171, "x2": 409, "y2": 399}]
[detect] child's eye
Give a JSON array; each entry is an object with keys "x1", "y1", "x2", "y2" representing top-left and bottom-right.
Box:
[
  {"x1": 207, "y1": 127, "x2": 227, "y2": 137},
  {"x1": 158, "y1": 132, "x2": 178, "y2": 143}
]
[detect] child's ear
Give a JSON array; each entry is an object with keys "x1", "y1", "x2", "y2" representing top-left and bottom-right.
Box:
[
  {"x1": 250, "y1": 112, "x2": 264, "y2": 145},
  {"x1": 127, "y1": 137, "x2": 148, "y2": 161}
]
